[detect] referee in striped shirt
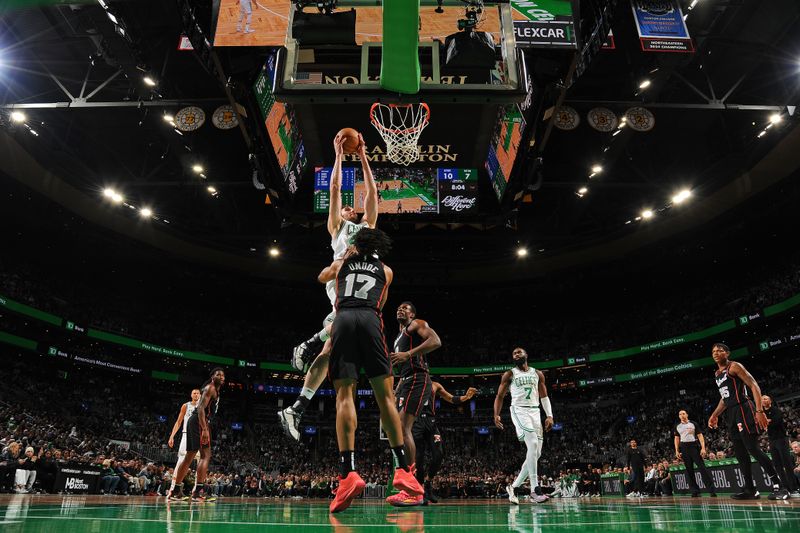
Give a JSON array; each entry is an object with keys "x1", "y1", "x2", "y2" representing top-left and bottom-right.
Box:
[{"x1": 674, "y1": 410, "x2": 717, "y2": 497}]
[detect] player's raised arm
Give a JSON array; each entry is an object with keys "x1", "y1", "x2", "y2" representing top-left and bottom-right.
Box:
[
  {"x1": 318, "y1": 258, "x2": 344, "y2": 284},
  {"x1": 434, "y1": 381, "x2": 477, "y2": 406},
  {"x1": 327, "y1": 135, "x2": 346, "y2": 238},
  {"x1": 358, "y1": 134, "x2": 378, "y2": 228},
  {"x1": 493, "y1": 370, "x2": 513, "y2": 429}
]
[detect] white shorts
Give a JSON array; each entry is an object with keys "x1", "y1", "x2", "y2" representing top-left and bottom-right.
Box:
[
  {"x1": 240, "y1": 1, "x2": 252, "y2": 15},
  {"x1": 178, "y1": 432, "x2": 187, "y2": 457},
  {"x1": 510, "y1": 406, "x2": 542, "y2": 442}
]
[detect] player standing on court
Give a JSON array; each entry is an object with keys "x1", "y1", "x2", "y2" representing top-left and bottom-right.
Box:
[
  {"x1": 165, "y1": 388, "x2": 200, "y2": 500},
  {"x1": 707, "y1": 343, "x2": 788, "y2": 500},
  {"x1": 494, "y1": 348, "x2": 554, "y2": 505},
  {"x1": 318, "y1": 229, "x2": 423, "y2": 513},
  {"x1": 236, "y1": 0, "x2": 255, "y2": 34},
  {"x1": 386, "y1": 302, "x2": 442, "y2": 507},
  {"x1": 279, "y1": 132, "x2": 378, "y2": 440}
]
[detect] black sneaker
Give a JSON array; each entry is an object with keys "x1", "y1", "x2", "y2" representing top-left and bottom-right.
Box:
[
  {"x1": 709, "y1": 493, "x2": 717, "y2": 498},
  {"x1": 691, "y1": 492, "x2": 700, "y2": 498},
  {"x1": 424, "y1": 481, "x2": 438, "y2": 504},
  {"x1": 768, "y1": 488, "x2": 790, "y2": 501},
  {"x1": 731, "y1": 491, "x2": 760, "y2": 500}
]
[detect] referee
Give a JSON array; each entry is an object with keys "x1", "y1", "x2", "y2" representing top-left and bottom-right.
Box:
[{"x1": 674, "y1": 410, "x2": 717, "y2": 497}]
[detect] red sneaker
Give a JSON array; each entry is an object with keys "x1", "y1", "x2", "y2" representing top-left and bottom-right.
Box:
[
  {"x1": 386, "y1": 490, "x2": 424, "y2": 507},
  {"x1": 392, "y1": 467, "x2": 423, "y2": 497},
  {"x1": 329, "y1": 472, "x2": 366, "y2": 514}
]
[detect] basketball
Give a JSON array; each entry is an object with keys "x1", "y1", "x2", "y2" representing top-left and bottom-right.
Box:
[{"x1": 336, "y1": 127, "x2": 361, "y2": 154}]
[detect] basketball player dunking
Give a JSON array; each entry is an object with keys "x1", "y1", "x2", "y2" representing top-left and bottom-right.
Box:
[
  {"x1": 171, "y1": 368, "x2": 225, "y2": 503},
  {"x1": 279, "y1": 133, "x2": 378, "y2": 441},
  {"x1": 318, "y1": 228, "x2": 423, "y2": 513},
  {"x1": 707, "y1": 343, "x2": 788, "y2": 500},
  {"x1": 494, "y1": 348, "x2": 554, "y2": 505},
  {"x1": 413, "y1": 381, "x2": 477, "y2": 504},
  {"x1": 386, "y1": 302, "x2": 442, "y2": 507},
  {"x1": 165, "y1": 388, "x2": 200, "y2": 501}
]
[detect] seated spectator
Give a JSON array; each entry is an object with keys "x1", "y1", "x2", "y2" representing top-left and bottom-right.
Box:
[
  {"x1": 100, "y1": 459, "x2": 122, "y2": 495},
  {"x1": 15, "y1": 447, "x2": 38, "y2": 493}
]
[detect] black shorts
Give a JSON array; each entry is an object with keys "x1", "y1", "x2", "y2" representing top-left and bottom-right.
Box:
[
  {"x1": 185, "y1": 412, "x2": 210, "y2": 453},
  {"x1": 726, "y1": 400, "x2": 759, "y2": 437},
  {"x1": 397, "y1": 374, "x2": 432, "y2": 417},
  {"x1": 330, "y1": 308, "x2": 391, "y2": 380},
  {"x1": 412, "y1": 413, "x2": 441, "y2": 446}
]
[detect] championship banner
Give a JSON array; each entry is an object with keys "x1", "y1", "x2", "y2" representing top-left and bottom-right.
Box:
[
  {"x1": 631, "y1": 0, "x2": 694, "y2": 53},
  {"x1": 511, "y1": 0, "x2": 577, "y2": 49}
]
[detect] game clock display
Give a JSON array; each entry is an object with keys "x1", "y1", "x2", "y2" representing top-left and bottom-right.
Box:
[{"x1": 313, "y1": 167, "x2": 477, "y2": 215}]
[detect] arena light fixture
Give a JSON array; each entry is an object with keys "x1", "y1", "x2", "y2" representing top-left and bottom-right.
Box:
[
  {"x1": 192, "y1": 164, "x2": 204, "y2": 174},
  {"x1": 639, "y1": 79, "x2": 651, "y2": 90},
  {"x1": 140, "y1": 207, "x2": 153, "y2": 218},
  {"x1": 10, "y1": 111, "x2": 26, "y2": 123},
  {"x1": 672, "y1": 189, "x2": 692, "y2": 204},
  {"x1": 757, "y1": 130, "x2": 767, "y2": 138},
  {"x1": 578, "y1": 187, "x2": 588, "y2": 194},
  {"x1": 769, "y1": 113, "x2": 782, "y2": 124},
  {"x1": 516, "y1": 247, "x2": 528, "y2": 258},
  {"x1": 163, "y1": 114, "x2": 174, "y2": 123},
  {"x1": 269, "y1": 247, "x2": 281, "y2": 257},
  {"x1": 103, "y1": 188, "x2": 115, "y2": 198},
  {"x1": 143, "y1": 76, "x2": 156, "y2": 87},
  {"x1": 207, "y1": 186, "x2": 217, "y2": 194},
  {"x1": 591, "y1": 164, "x2": 603, "y2": 174},
  {"x1": 641, "y1": 209, "x2": 654, "y2": 220}
]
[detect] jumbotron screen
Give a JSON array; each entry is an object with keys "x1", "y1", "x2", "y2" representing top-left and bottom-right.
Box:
[{"x1": 313, "y1": 167, "x2": 478, "y2": 215}]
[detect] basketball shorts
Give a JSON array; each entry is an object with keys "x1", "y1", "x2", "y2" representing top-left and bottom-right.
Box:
[
  {"x1": 178, "y1": 431, "x2": 188, "y2": 458},
  {"x1": 240, "y1": 1, "x2": 252, "y2": 15},
  {"x1": 726, "y1": 400, "x2": 759, "y2": 437},
  {"x1": 330, "y1": 308, "x2": 391, "y2": 380},
  {"x1": 397, "y1": 374, "x2": 433, "y2": 417},
  {"x1": 510, "y1": 406, "x2": 542, "y2": 442},
  {"x1": 412, "y1": 413, "x2": 441, "y2": 445},
  {"x1": 184, "y1": 412, "x2": 211, "y2": 453}
]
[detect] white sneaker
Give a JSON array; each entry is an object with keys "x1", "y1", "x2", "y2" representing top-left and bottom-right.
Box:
[
  {"x1": 790, "y1": 490, "x2": 800, "y2": 499},
  {"x1": 278, "y1": 407, "x2": 301, "y2": 441},
  {"x1": 244, "y1": 28, "x2": 255, "y2": 34},
  {"x1": 507, "y1": 485, "x2": 519, "y2": 505}
]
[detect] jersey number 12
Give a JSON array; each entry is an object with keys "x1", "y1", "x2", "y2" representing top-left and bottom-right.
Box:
[{"x1": 343, "y1": 273, "x2": 376, "y2": 299}]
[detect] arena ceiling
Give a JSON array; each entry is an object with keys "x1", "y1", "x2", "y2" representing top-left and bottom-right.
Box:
[{"x1": 1, "y1": 0, "x2": 800, "y2": 280}]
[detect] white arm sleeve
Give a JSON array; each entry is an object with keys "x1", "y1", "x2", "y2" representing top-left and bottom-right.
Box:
[{"x1": 541, "y1": 396, "x2": 553, "y2": 418}]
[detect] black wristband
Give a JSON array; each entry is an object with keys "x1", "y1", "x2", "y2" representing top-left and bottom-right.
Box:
[{"x1": 452, "y1": 396, "x2": 462, "y2": 406}]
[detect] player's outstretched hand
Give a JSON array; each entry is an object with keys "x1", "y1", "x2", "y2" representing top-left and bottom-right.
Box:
[
  {"x1": 333, "y1": 135, "x2": 346, "y2": 157},
  {"x1": 390, "y1": 351, "x2": 411, "y2": 365},
  {"x1": 493, "y1": 414, "x2": 504, "y2": 430},
  {"x1": 707, "y1": 414, "x2": 718, "y2": 429},
  {"x1": 544, "y1": 416, "x2": 554, "y2": 432},
  {"x1": 464, "y1": 387, "x2": 478, "y2": 400}
]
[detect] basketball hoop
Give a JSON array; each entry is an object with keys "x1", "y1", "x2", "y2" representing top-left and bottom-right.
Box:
[{"x1": 370, "y1": 103, "x2": 430, "y2": 166}]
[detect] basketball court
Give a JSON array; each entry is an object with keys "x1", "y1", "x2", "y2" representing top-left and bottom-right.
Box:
[{"x1": 2, "y1": 495, "x2": 799, "y2": 532}]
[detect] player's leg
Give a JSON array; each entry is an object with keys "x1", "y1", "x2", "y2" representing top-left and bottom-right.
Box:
[
  {"x1": 412, "y1": 418, "x2": 427, "y2": 486},
  {"x1": 739, "y1": 431, "x2": 786, "y2": 498},
  {"x1": 292, "y1": 309, "x2": 335, "y2": 371},
  {"x1": 167, "y1": 438, "x2": 189, "y2": 499},
  {"x1": 279, "y1": 341, "x2": 331, "y2": 441},
  {"x1": 192, "y1": 442, "x2": 211, "y2": 501},
  {"x1": 236, "y1": 1, "x2": 244, "y2": 31},
  {"x1": 523, "y1": 431, "x2": 542, "y2": 503},
  {"x1": 425, "y1": 423, "x2": 444, "y2": 503},
  {"x1": 400, "y1": 411, "x2": 418, "y2": 468}
]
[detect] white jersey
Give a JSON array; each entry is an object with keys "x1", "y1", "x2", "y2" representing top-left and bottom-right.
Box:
[
  {"x1": 509, "y1": 366, "x2": 540, "y2": 408},
  {"x1": 182, "y1": 401, "x2": 197, "y2": 433},
  {"x1": 326, "y1": 219, "x2": 370, "y2": 305}
]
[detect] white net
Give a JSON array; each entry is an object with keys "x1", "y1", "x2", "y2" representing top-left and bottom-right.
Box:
[{"x1": 370, "y1": 103, "x2": 430, "y2": 166}]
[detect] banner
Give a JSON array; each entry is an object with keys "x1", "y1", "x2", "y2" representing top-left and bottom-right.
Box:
[
  {"x1": 0, "y1": 294, "x2": 61, "y2": 325},
  {"x1": 511, "y1": 0, "x2": 577, "y2": 49},
  {"x1": 631, "y1": 0, "x2": 694, "y2": 53},
  {"x1": 600, "y1": 473, "x2": 624, "y2": 495},
  {"x1": 54, "y1": 464, "x2": 102, "y2": 494},
  {"x1": 670, "y1": 458, "x2": 775, "y2": 494},
  {"x1": 48, "y1": 346, "x2": 144, "y2": 375},
  {"x1": 87, "y1": 328, "x2": 234, "y2": 366},
  {"x1": 0, "y1": 330, "x2": 37, "y2": 350}
]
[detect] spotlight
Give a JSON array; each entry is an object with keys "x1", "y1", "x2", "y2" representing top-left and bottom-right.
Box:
[
  {"x1": 269, "y1": 247, "x2": 281, "y2": 257},
  {"x1": 769, "y1": 113, "x2": 782, "y2": 124},
  {"x1": 103, "y1": 188, "x2": 115, "y2": 198},
  {"x1": 192, "y1": 164, "x2": 204, "y2": 173},
  {"x1": 639, "y1": 79, "x2": 651, "y2": 89},
  {"x1": 163, "y1": 114, "x2": 174, "y2": 122},
  {"x1": 578, "y1": 187, "x2": 588, "y2": 194},
  {"x1": 140, "y1": 207, "x2": 153, "y2": 218},
  {"x1": 641, "y1": 209, "x2": 653, "y2": 220},
  {"x1": 516, "y1": 247, "x2": 528, "y2": 258},
  {"x1": 111, "y1": 192, "x2": 123, "y2": 204},
  {"x1": 143, "y1": 76, "x2": 156, "y2": 87},
  {"x1": 591, "y1": 164, "x2": 603, "y2": 173},
  {"x1": 10, "y1": 111, "x2": 26, "y2": 123},
  {"x1": 672, "y1": 189, "x2": 692, "y2": 204},
  {"x1": 207, "y1": 186, "x2": 217, "y2": 193}
]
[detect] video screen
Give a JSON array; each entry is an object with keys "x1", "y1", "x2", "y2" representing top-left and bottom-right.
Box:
[
  {"x1": 313, "y1": 167, "x2": 477, "y2": 215},
  {"x1": 485, "y1": 104, "x2": 526, "y2": 201},
  {"x1": 253, "y1": 53, "x2": 306, "y2": 194}
]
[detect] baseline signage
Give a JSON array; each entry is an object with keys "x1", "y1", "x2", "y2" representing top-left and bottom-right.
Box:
[
  {"x1": 54, "y1": 464, "x2": 102, "y2": 494},
  {"x1": 670, "y1": 459, "x2": 774, "y2": 494},
  {"x1": 511, "y1": 0, "x2": 577, "y2": 49},
  {"x1": 631, "y1": 0, "x2": 694, "y2": 53}
]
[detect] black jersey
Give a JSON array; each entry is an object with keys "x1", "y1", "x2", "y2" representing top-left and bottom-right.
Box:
[
  {"x1": 394, "y1": 320, "x2": 429, "y2": 378},
  {"x1": 715, "y1": 363, "x2": 750, "y2": 408},
  {"x1": 334, "y1": 255, "x2": 387, "y2": 310}
]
